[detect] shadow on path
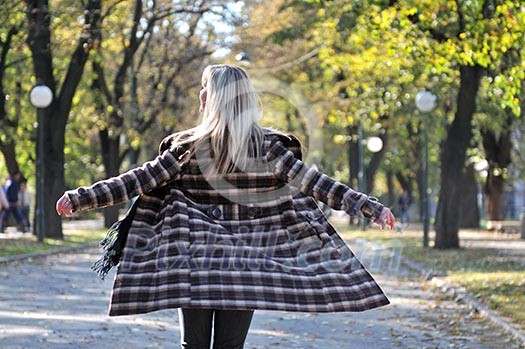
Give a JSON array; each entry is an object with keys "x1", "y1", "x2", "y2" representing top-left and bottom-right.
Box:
[{"x1": 0, "y1": 245, "x2": 520, "y2": 348}]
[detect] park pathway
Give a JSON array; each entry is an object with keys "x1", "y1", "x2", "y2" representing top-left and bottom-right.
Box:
[{"x1": 0, "y1": 244, "x2": 521, "y2": 348}]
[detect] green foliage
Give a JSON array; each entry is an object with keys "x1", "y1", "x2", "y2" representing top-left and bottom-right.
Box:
[
  {"x1": 1, "y1": 0, "x2": 240, "y2": 188},
  {"x1": 243, "y1": 0, "x2": 524, "y2": 203}
]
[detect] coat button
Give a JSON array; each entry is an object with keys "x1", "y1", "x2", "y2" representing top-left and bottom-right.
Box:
[
  {"x1": 207, "y1": 206, "x2": 222, "y2": 219},
  {"x1": 248, "y1": 207, "x2": 261, "y2": 218}
]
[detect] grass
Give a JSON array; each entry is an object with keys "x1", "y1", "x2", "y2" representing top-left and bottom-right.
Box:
[
  {"x1": 332, "y1": 220, "x2": 525, "y2": 331},
  {"x1": 0, "y1": 228, "x2": 106, "y2": 258}
]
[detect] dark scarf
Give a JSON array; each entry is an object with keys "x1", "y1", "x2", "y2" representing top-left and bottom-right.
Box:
[{"x1": 91, "y1": 197, "x2": 140, "y2": 280}]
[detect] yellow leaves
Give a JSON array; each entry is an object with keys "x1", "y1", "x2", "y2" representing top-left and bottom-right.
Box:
[
  {"x1": 371, "y1": 7, "x2": 397, "y2": 31},
  {"x1": 72, "y1": 94, "x2": 81, "y2": 106},
  {"x1": 406, "y1": 7, "x2": 418, "y2": 16},
  {"x1": 352, "y1": 36, "x2": 363, "y2": 46},
  {"x1": 333, "y1": 134, "x2": 346, "y2": 144},
  {"x1": 327, "y1": 114, "x2": 338, "y2": 124},
  {"x1": 458, "y1": 52, "x2": 474, "y2": 65},
  {"x1": 446, "y1": 0, "x2": 456, "y2": 10},
  {"x1": 458, "y1": 32, "x2": 467, "y2": 40}
]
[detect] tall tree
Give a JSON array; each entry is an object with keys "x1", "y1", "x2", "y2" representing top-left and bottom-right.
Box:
[
  {"x1": 481, "y1": 116, "x2": 513, "y2": 221},
  {"x1": 90, "y1": 0, "x2": 222, "y2": 226},
  {"x1": 244, "y1": 1, "x2": 524, "y2": 249},
  {"x1": 26, "y1": 0, "x2": 101, "y2": 238},
  {"x1": 0, "y1": 1, "x2": 26, "y2": 176},
  {"x1": 429, "y1": 1, "x2": 523, "y2": 248}
]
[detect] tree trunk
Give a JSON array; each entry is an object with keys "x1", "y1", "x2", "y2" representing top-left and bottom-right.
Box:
[
  {"x1": 481, "y1": 118, "x2": 512, "y2": 222},
  {"x1": 0, "y1": 24, "x2": 22, "y2": 176},
  {"x1": 435, "y1": 65, "x2": 483, "y2": 249},
  {"x1": 100, "y1": 129, "x2": 122, "y2": 227},
  {"x1": 129, "y1": 146, "x2": 140, "y2": 168},
  {"x1": 347, "y1": 125, "x2": 359, "y2": 188},
  {"x1": 26, "y1": 0, "x2": 101, "y2": 239},
  {"x1": 395, "y1": 172, "x2": 413, "y2": 197},
  {"x1": 0, "y1": 142, "x2": 20, "y2": 176},
  {"x1": 386, "y1": 170, "x2": 395, "y2": 207},
  {"x1": 26, "y1": 0, "x2": 60, "y2": 238},
  {"x1": 44, "y1": 107, "x2": 66, "y2": 239},
  {"x1": 365, "y1": 131, "x2": 388, "y2": 194},
  {"x1": 459, "y1": 164, "x2": 480, "y2": 228},
  {"x1": 485, "y1": 173, "x2": 505, "y2": 222}
]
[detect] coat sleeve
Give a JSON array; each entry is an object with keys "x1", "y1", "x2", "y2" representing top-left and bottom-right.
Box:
[
  {"x1": 66, "y1": 148, "x2": 189, "y2": 212},
  {"x1": 268, "y1": 138, "x2": 384, "y2": 220}
]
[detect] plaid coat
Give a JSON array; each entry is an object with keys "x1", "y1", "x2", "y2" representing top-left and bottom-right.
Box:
[{"x1": 67, "y1": 129, "x2": 389, "y2": 316}]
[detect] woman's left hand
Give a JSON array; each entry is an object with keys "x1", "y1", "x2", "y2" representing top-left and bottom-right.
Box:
[{"x1": 374, "y1": 207, "x2": 395, "y2": 230}]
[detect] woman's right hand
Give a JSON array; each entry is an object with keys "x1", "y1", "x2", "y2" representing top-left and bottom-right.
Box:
[
  {"x1": 56, "y1": 194, "x2": 74, "y2": 217},
  {"x1": 374, "y1": 207, "x2": 395, "y2": 230}
]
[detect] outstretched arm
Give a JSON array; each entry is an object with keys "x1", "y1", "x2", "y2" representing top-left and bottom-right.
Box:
[
  {"x1": 56, "y1": 149, "x2": 189, "y2": 217},
  {"x1": 269, "y1": 139, "x2": 394, "y2": 229}
]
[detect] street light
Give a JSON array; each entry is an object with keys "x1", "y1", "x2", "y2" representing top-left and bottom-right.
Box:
[
  {"x1": 235, "y1": 51, "x2": 250, "y2": 66},
  {"x1": 30, "y1": 84, "x2": 53, "y2": 242},
  {"x1": 29, "y1": 85, "x2": 53, "y2": 108},
  {"x1": 358, "y1": 126, "x2": 384, "y2": 230},
  {"x1": 415, "y1": 90, "x2": 437, "y2": 248},
  {"x1": 366, "y1": 136, "x2": 383, "y2": 153}
]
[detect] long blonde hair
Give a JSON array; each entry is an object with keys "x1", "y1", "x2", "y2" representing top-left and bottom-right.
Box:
[{"x1": 172, "y1": 64, "x2": 264, "y2": 175}]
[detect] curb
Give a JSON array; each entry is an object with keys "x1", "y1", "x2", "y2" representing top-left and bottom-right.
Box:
[
  {"x1": 401, "y1": 256, "x2": 525, "y2": 347},
  {"x1": 0, "y1": 242, "x2": 99, "y2": 265}
]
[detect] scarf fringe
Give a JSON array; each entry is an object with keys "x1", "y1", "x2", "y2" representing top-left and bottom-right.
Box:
[{"x1": 91, "y1": 197, "x2": 140, "y2": 280}]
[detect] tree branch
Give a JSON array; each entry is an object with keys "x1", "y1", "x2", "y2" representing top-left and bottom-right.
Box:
[
  {"x1": 92, "y1": 61, "x2": 113, "y2": 105},
  {"x1": 101, "y1": 0, "x2": 128, "y2": 21},
  {"x1": 57, "y1": 0, "x2": 101, "y2": 110},
  {"x1": 455, "y1": 0, "x2": 465, "y2": 32},
  {"x1": 0, "y1": 24, "x2": 21, "y2": 82}
]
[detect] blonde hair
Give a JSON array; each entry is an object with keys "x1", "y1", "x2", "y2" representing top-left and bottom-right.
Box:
[{"x1": 172, "y1": 64, "x2": 264, "y2": 175}]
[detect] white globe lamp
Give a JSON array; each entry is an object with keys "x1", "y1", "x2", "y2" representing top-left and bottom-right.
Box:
[
  {"x1": 415, "y1": 90, "x2": 437, "y2": 113},
  {"x1": 366, "y1": 136, "x2": 383, "y2": 153},
  {"x1": 30, "y1": 85, "x2": 53, "y2": 108},
  {"x1": 235, "y1": 52, "x2": 250, "y2": 66}
]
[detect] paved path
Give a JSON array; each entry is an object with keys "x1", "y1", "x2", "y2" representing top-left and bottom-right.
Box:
[{"x1": 0, "y1": 246, "x2": 521, "y2": 348}]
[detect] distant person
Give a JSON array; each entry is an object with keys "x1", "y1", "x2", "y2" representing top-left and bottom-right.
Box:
[
  {"x1": 398, "y1": 190, "x2": 411, "y2": 224},
  {"x1": 18, "y1": 181, "x2": 32, "y2": 232},
  {"x1": 0, "y1": 182, "x2": 8, "y2": 212},
  {"x1": 1, "y1": 171, "x2": 26, "y2": 233}
]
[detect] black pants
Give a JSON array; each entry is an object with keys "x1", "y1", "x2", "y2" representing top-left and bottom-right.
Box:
[{"x1": 178, "y1": 308, "x2": 254, "y2": 349}]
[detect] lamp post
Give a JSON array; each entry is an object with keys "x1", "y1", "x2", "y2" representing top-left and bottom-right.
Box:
[
  {"x1": 357, "y1": 119, "x2": 365, "y2": 194},
  {"x1": 29, "y1": 84, "x2": 53, "y2": 242},
  {"x1": 358, "y1": 123, "x2": 383, "y2": 229},
  {"x1": 415, "y1": 90, "x2": 437, "y2": 248}
]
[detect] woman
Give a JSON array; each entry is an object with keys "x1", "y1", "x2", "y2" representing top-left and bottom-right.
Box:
[{"x1": 57, "y1": 64, "x2": 395, "y2": 349}]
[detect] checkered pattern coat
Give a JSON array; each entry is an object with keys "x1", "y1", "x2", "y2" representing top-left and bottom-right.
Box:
[{"x1": 67, "y1": 129, "x2": 389, "y2": 316}]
